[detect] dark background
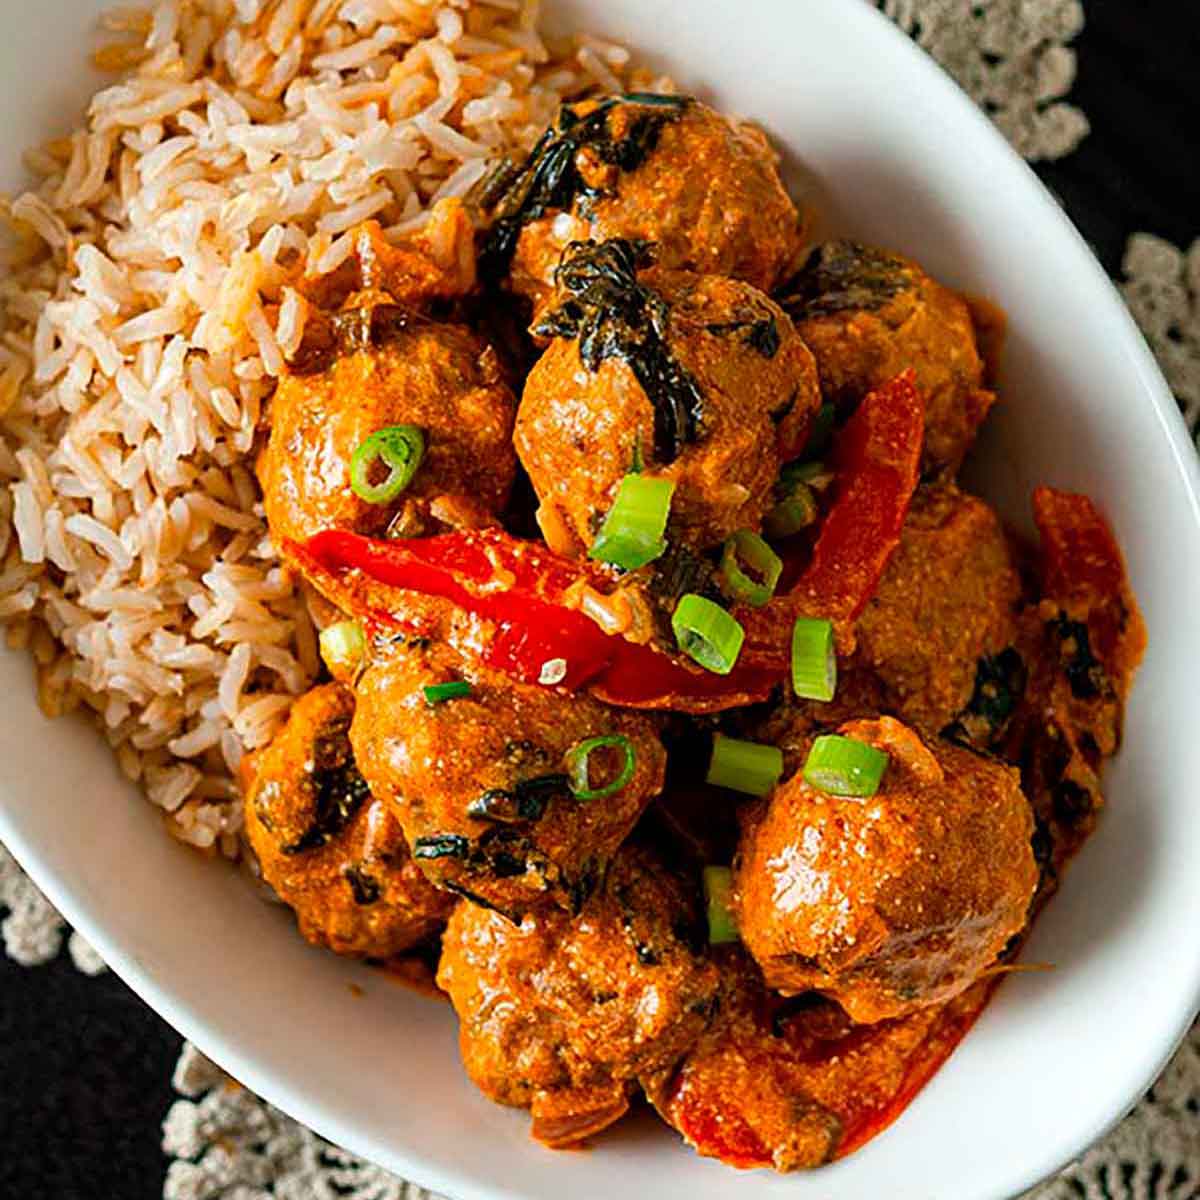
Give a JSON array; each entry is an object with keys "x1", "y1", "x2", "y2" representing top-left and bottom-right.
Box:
[
  {"x1": 1036, "y1": 0, "x2": 1200, "y2": 274},
  {"x1": 1, "y1": 2, "x2": 1197, "y2": 1198}
]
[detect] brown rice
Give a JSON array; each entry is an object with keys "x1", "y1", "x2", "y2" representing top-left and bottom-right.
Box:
[{"x1": 0, "y1": 0, "x2": 668, "y2": 853}]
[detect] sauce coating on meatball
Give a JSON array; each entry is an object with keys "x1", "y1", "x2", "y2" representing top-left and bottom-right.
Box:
[
  {"x1": 349, "y1": 639, "x2": 667, "y2": 917},
  {"x1": 734, "y1": 716, "x2": 1037, "y2": 1023},
  {"x1": 259, "y1": 311, "x2": 516, "y2": 548},
  {"x1": 516, "y1": 240, "x2": 819, "y2": 555},
  {"x1": 484, "y1": 95, "x2": 805, "y2": 313},
  {"x1": 437, "y1": 843, "x2": 720, "y2": 1147}
]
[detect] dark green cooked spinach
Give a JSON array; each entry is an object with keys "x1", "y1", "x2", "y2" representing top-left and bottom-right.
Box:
[
  {"x1": 941, "y1": 647, "x2": 1027, "y2": 750},
  {"x1": 534, "y1": 238, "x2": 706, "y2": 463},
  {"x1": 480, "y1": 93, "x2": 692, "y2": 283},
  {"x1": 281, "y1": 717, "x2": 372, "y2": 856},
  {"x1": 1051, "y1": 616, "x2": 1111, "y2": 700},
  {"x1": 776, "y1": 240, "x2": 915, "y2": 321}
]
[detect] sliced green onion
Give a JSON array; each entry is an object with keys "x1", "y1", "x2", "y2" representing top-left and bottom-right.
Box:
[
  {"x1": 764, "y1": 484, "x2": 818, "y2": 539},
  {"x1": 672, "y1": 594, "x2": 745, "y2": 675},
  {"x1": 349, "y1": 424, "x2": 425, "y2": 505},
  {"x1": 702, "y1": 866, "x2": 739, "y2": 944},
  {"x1": 803, "y1": 734, "x2": 889, "y2": 798},
  {"x1": 791, "y1": 616, "x2": 837, "y2": 702},
  {"x1": 423, "y1": 680, "x2": 472, "y2": 705},
  {"x1": 718, "y1": 530, "x2": 782, "y2": 608},
  {"x1": 779, "y1": 459, "x2": 827, "y2": 489},
  {"x1": 566, "y1": 734, "x2": 637, "y2": 800},
  {"x1": 589, "y1": 474, "x2": 675, "y2": 570},
  {"x1": 318, "y1": 620, "x2": 364, "y2": 676},
  {"x1": 806, "y1": 402, "x2": 836, "y2": 456},
  {"x1": 706, "y1": 734, "x2": 783, "y2": 796}
]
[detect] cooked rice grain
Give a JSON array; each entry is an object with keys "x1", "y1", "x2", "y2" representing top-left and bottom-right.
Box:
[{"x1": 0, "y1": 0, "x2": 662, "y2": 852}]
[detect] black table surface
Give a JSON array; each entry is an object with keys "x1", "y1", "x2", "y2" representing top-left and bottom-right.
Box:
[{"x1": 1, "y1": 2, "x2": 1198, "y2": 1198}]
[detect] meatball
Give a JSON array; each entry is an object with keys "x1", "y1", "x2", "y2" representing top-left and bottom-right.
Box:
[
  {"x1": 779, "y1": 241, "x2": 994, "y2": 473},
  {"x1": 852, "y1": 483, "x2": 1023, "y2": 733},
  {"x1": 349, "y1": 639, "x2": 667, "y2": 917},
  {"x1": 259, "y1": 302, "x2": 517, "y2": 551},
  {"x1": 437, "y1": 844, "x2": 720, "y2": 1147},
  {"x1": 243, "y1": 684, "x2": 454, "y2": 957},
  {"x1": 484, "y1": 95, "x2": 804, "y2": 312},
  {"x1": 516, "y1": 239, "x2": 821, "y2": 555},
  {"x1": 734, "y1": 716, "x2": 1037, "y2": 1023}
]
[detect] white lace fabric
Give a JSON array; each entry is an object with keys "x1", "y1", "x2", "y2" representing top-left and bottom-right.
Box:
[
  {"x1": 162, "y1": 1045, "x2": 437, "y2": 1200},
  {"x1": 4, "y1": 1, "x2": 1200, "y2": 1198},
  {"x1": 880, "y1": 0, "x2": 1090, "y2": 161},
  {"x1": 0, "y1": 842, "x2": 104, "y2": 975},
  {"x1": 1121, "y1": 235, "x2": 1200, "y2": 435}
]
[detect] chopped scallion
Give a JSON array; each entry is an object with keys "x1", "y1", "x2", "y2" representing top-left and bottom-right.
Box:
[
  {"x1": 791, "y1": 616, "x2": 837, "y2": 702},
  {"x1": 764, "y1": 484, "x2": 818, "y2": 539},
  {"x1": 802, "y1": 734, "x2": 889, "y2": 798},
  {"x1": 717, "y1": 530, "x2": 782, "y2": 608},
  {"x1": 702, "y1": 866, "x2": 739, "y2": 944},
  {"x1": 589, "y1": 474, "x2": 675, "y2": 570},
  {"x1": 706, "y1": 734, "x2": 783, "y2": 796},
  {"x1": 423, "y1": 680, "x2": 472, "y2": 705},
  {"x1": 671, "y1": 594, "x2": 745, "y2": 675},
  {"x1": 538, "y1": 658, "x2": 568, "y2": 686},
  {"x1": 349, "y1": 424, "x2": 425, "y2": 505},
  {"x1": 566, "y1": 734, "x2": 637, "y2": 800}
]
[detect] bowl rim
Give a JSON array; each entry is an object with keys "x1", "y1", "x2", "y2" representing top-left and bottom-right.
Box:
[{"x1": 3, "y1": 2, "x2": 1200, "y2": 1198}]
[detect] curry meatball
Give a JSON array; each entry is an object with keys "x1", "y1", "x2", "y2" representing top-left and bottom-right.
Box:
[
  {"x1": 349, "y1": 639, "x2": 667, "y2": 917},
  {"x1": 484, "y1": 95, "x2": 804, "y2": 312},
  {"x1": 258, "y1": 303, "x2": 517, "y2": 551},
  {"x1": 437, "y1": 843, "x2": 720, "y2": 1147},
  {"x1": 779, "y1": 241, "x2": 994, "y2": 473},
  {"x1": 516, "y1": 239, "x2": 821, "y2": 555},
  {"x1": 734, "y1": 716, "x2": 1037, "y2": 1023},
  {"x1": 243, "y1": 683, "x2": 454, "y2": 957},
  {"x1": 852, "y1": 483, "x2": 1023, "y2": 733}
]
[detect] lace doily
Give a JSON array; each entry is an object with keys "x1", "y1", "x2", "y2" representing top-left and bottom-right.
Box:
[
  {"x1": 0, "y1": 842, "x2": 104, "y2": 975},
  {"x1": 1120, "y1": 234, "x2": 1200, "y2": 437},
  {"x1": 152, "y1": 1028, "x2": 1200, "y2": 1200},
  {"x1": 162, "y1": 1045, "x2": 438, "y2": 1200},
  {"x1": 3, "y1": 1, "x2": 1200, "y2": 1198},
  {"x1": 878, "y1": 0, "x2": 1090, "y2": 161}
]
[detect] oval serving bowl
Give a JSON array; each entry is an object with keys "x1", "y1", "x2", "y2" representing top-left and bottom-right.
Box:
[{"x1": 2, "y1": 3, "x2": 1200, "y2": 1199}]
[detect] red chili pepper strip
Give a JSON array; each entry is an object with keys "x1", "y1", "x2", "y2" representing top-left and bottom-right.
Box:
[
  {"x1": 1031, "y1": 486, "x2": 1145, "y2": 671},
  {"x1": 804, "y1": 368, "x2": 924, "y2": 623},
  {"x1": 296, "y1": 527, "x2": 617, "y2": 690},
  {"x1": 294, "y1": 527, "x2": 780, "y2": 707},
  {"x1": 588, "y1": 647, "x2": 781, "y2": 711},
  {"x1": 1033, "y1": 487, "x2": 1124, "y2": 605},
  {"x1": 294, "y1": 371, "x2": 922, "y2": 711}
]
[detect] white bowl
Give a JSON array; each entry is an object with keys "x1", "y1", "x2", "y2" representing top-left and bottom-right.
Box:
[{"x1": 3, "y1": 3, "x2": 1200, "y2": 1199}]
